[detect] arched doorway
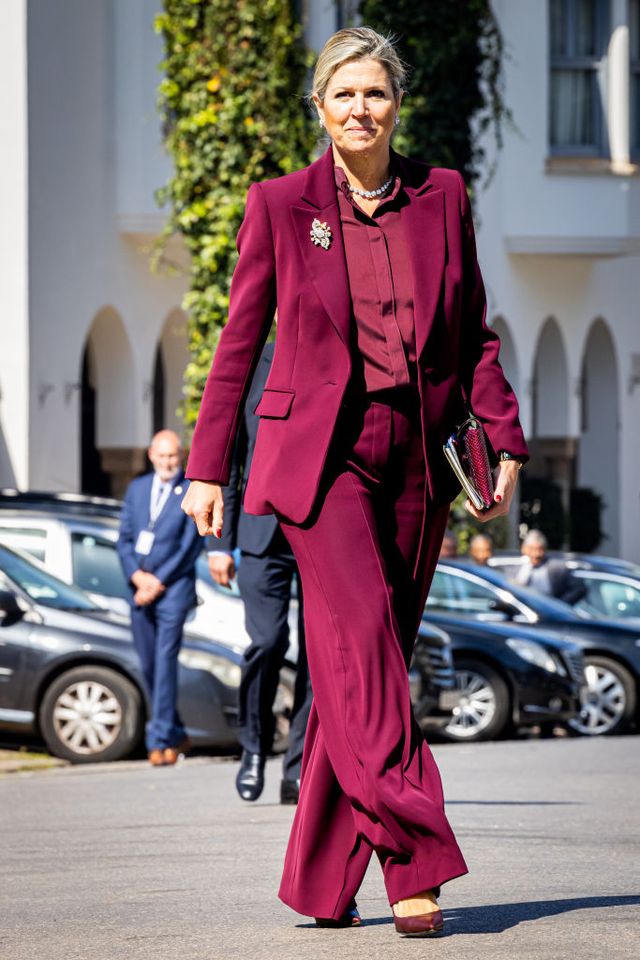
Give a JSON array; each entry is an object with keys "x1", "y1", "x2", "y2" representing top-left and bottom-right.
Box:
[
  {"x1": 80, "y1": 308, "x2": 141, "y2": 497},
  {"x1": 526, "y1": 317, "x2": 574, "y2": 540},
  {"x1": 578, "y1": 319, "x2": 619, "y2": 554},
  {"x1": 152, "y1": 309, "x2": 189, "y2": 437}
]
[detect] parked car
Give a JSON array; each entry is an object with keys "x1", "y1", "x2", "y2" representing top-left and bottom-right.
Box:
[
  {"x1": 418, "y1": 613, "x2": 584, "y2": 742},
  {"x1": 410, "y1": 622, "x2": 459, "y2": 730},
  {"x1": 0, "y1": 504, "x2": 299, "y2": 656},
  {"x1": 488, "y1": 552, "x2": 640, "y2": 624},
  {"x1": 426, "y1": 561, "x2": 640, "y2": 736},
  {"x1": 0, "y1": 542, "x2": 251, "y2": 762},
  {"x1": 0, "y1": 502, "x2": 460, "y2": 748}
]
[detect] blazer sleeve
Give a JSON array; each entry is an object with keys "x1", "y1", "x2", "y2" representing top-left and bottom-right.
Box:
[
  {"x1": 185, "y1": 182, "x2": 276, "y2": 484},
  {"x1": 456, "y1": 173, "x2": 529, "y2": 463},
  {"x1": 116, "y1": 482, "x2": 140, "y2": 584}
]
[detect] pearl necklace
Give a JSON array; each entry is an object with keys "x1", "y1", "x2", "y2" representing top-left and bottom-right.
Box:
[{"x1": 347, "y1": 175, "x2": 394, "y2": 199}]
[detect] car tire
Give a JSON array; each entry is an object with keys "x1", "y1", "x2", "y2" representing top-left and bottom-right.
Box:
[
  {"x1": 441, "y1": 658, "x2": 511, "y2": 742},
  {"x1": 568, "y1": 655, "x2": 636, "y2": 737},
  {"x1": 272, "y1": 665, "x2": 296, "y2": 754},
  {"x1": 39, "y1": 665, "x2": 144, "y2": 763}
]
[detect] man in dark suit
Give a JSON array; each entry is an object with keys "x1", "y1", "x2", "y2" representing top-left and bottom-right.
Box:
[
  {"x1": 117, "y1": 429, "x2": 202, "y2": 766},
  {"x1": 208, "y1": 341, "x2": 311, "y2": 804},
  {"x1": 517, "y1": 529, "x2": 587, "y2": 605}
]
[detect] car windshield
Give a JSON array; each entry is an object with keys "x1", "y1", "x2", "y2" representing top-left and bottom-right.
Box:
[{"x1": 0, "y1": 543, "x2": 99, "y2": 611}]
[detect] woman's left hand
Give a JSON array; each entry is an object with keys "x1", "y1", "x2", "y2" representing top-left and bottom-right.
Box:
[{"x1": 464, "y1": 460, "x2": 521, "y2": 522}]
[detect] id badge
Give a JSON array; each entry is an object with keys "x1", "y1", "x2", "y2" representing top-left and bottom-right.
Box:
[{"x1": 135, "y1": 530, "x2": 155, "y2": 556}]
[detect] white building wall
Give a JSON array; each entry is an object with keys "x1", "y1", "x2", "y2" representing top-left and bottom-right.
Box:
[
  {"x1": 477, "y1": 0, "x2": 640, "y2": 560},
  {"x1": 0, "y1": 1, "x2": 30, "y2": 489},
  {"x1": 25, "y1": 0, "x2": 186, "y2": 491}
]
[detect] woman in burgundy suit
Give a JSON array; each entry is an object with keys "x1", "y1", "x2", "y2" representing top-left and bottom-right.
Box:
[{"x1": 182, "y1": 27, "x2": 528, "y2": 936}]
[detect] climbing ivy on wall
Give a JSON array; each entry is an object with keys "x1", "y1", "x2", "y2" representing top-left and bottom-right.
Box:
[
  {"x1": 358, "y1": 0, "x2": 510, "y2": 188},
  {"x1": 155, "y1": 0, "x2": 315, "y2": 426}
]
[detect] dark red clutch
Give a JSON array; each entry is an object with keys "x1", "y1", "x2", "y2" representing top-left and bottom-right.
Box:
[{"x1": 443, "y1": 416, "x2": 495, "y2": 510}]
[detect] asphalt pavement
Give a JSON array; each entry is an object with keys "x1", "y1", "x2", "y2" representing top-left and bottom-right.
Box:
[{"x1": 1, "y1": 736, "x2": 638, "y2": 960}]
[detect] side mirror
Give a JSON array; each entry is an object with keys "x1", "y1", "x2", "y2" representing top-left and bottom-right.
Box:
[{"x1": 0, "y1": 589, "x2": 25, "y2": 627}]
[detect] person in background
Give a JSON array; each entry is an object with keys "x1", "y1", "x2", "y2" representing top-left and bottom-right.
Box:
[
  {"x1": 439, "y1": 531, "x2": 458, "y2": 559},
  {"x1": 117, "y1": 430, "x2": 202, "y2": 767},
  {"x1": 516, "y1": 529, "x2": 586, "y2": 605},
  {"x1": 468, "y1": 533, "x2": 493, "y2": 566},
  {"x1": 208, "y1": 341, "x2": 312, "y2": 805}
]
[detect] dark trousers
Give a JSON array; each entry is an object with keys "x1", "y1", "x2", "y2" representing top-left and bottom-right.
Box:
[
  {"x1": 278, "y1": 387, "x2": 468, "y2": 919},
  {"x1": 130, "y1": 595, "x2": 190, "y2": 751},
  {"x1": 236, "y1": 528, "x2": 311, "y2": 781}
]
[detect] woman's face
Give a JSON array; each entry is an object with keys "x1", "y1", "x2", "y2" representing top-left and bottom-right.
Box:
[{"x1": 314, "y1": 57, "x2": 401, "y2": 158}]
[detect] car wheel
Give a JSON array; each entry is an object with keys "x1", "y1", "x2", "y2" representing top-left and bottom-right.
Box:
[
  {"x1": 442, "y1": 659, "x2": 510, "y2": 742},
  {"x1": 568, "y1": 656, "x2": 636, "y2": 736},
  {"x1": 272, "y1": 666, "x2": 296, "y2": 754},
  {"x1": 39, "y1": 666, "x2": 144, "y2": 763}
]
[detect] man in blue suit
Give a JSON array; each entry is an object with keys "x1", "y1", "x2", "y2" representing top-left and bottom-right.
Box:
[
  {"x1": 208, "y1": 342, "x2": 312, "y2": 803},
  {"x1": 117, "y1": 429, "x2": 202, "y2": 766}
]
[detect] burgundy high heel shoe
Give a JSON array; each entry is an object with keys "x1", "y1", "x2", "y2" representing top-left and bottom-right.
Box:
[
  {"x1": 393, "y1": 908, "x2": 444, "y2": 937},
  {"x1": 315, "y1": 901, "x2": 362, "y2": 928}
]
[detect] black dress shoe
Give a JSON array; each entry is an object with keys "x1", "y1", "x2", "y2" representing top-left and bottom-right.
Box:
[
  {"x1": 235, "y1": 750, "x2": 265, "y2": 801},
  {"x1": 280, "y1": 778, "x2": 300, "y2": 805}
]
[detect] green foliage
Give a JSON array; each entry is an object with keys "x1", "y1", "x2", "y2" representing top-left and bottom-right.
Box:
[
  {"x1": 155, "y1": 0, "x2": 315, "y2": 426},
  {"x1": 358, "y1": 0, "x2": 511, "y2": 187},
  {"x1": 448, "y1": 491, "x2": 511, "y2": 556}
]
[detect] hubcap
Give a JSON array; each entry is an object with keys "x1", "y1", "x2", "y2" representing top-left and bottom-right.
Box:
[
  {"x1": 52, "y1": 680, "x2": 122, "y2": 755},
  {"x1": 568, "y1": 663, "x2": 626, "y2": 736},
  {"x1": 444, "y1": 669, "x2": 497, "y2": 739}
]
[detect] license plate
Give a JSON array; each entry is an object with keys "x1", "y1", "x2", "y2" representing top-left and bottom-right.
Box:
[{"x1": 438, "y1": 690, "x2": 460, "y2": 710}]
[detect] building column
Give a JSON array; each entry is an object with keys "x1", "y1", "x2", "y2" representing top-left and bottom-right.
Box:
[{"x1": 608, "y1": 0, "x2": 631, "y2": 172}]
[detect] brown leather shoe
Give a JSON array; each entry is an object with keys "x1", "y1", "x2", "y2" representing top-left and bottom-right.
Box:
[
  {"x1": 393, "y1": 909, "x2": 444, "y2": 937},
  {"x1": 148, "y1": 749, "x2": 166, "y2": 767},
  {"x1": 163, "y1": 736, "x2": 192, "y2": 766}
]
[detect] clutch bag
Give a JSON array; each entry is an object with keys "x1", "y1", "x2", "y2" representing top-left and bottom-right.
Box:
[{"x1": 443, "y1": 416, "x2": 495, "y2": 511}]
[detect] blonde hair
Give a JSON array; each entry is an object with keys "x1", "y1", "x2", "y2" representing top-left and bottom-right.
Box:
[{"x1": 311, "y1": 27, "x2": 409, "y2": 104}]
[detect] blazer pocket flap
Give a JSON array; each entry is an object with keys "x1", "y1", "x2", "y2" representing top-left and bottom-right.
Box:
[{"x1": 254, "y1": 388, "x2": 295, "y2": 419}]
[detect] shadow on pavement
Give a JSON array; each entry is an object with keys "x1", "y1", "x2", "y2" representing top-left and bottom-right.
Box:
[
  {"x1": 357, "y1": 894, "x2": 640, "y2": 932},
  {"x1": 448, "y1": 799, "x2": 583, "y2": 806}
]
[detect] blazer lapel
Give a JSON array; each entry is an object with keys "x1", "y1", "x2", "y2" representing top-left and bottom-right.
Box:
[
  {"x1": 402, "y1": 189, "x2": 446, "y2": 359},
  {"x1": 290, "y1": 147, "x2": 352, "y2": 348}
]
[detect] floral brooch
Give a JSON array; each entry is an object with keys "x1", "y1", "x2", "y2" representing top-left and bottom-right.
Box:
[{"x1": 310, "y1": 218, "x2": 332, "y2": 250}]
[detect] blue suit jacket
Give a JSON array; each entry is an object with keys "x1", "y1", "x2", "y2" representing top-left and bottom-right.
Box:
[{"x1": 117, "y1": 470, "x2": 203, "y2": 608}]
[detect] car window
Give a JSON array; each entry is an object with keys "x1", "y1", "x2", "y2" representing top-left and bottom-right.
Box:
[
  {"x1": 0, "y1": 526, "x2": 47, "y2": 563},
  {"x1": 71, "y1": 533, "x2": 129, "y2": 600},
  {"x1": 451, "y1": 574, "x2": 503, "y2": 614},
  {"x1": 425, "y1": 570, "x2": 461, "y2": 613},
  {"x1": 0, "y1": 544, "x2": 97, "y2": 611},
  {"x1": 577, "y1": 576, "x2": 640, "y2": 619}
]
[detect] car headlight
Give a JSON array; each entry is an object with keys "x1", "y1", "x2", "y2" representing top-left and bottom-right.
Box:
[
  {"x1": 178, "y1": 649, "x2": 242, "y2": 688},
  {"x1": 505, "y1": 638, "x2": 565, "y2": 674}
]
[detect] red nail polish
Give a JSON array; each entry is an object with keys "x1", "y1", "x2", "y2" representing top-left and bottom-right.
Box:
[
  {"x1": 216, "y1": 528, "x2": 223, "y2": 538},
  {"x1": 495, "y1": 494, "x2": 502, "y2": 503}
]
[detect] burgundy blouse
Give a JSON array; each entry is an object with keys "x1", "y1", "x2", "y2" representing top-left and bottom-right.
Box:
[{"x1": 334, "y1": 163, "x2": 417, "y2": 393}]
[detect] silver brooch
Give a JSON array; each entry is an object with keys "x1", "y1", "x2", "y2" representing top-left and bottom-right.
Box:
[
  {"x1": 310, "y1": 218, "x2": 332, "y2": 250},
  {"x1": 174, "y1": 485, "x2": 183, "y2": 496}
]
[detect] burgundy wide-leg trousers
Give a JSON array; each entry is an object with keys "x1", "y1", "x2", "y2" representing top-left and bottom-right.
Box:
[{"x1": 278, "y1": 387, "x2": 468, "y2": 920}]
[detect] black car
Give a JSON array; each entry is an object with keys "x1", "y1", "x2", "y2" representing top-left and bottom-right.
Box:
[
  {"x1": 0, "y1": 543, "x2": 244, "y2": 762},
  {"x1": 411, "y1": 622, "x2": 459, "y2": 729},
  {"x1": 418, "y1": 613, "x2": 583, "y2": 742},
  {"x1": 489, "y1": 552, "x2": 640, "y2": 624},
  {"x1": 426, "y1": 561, "x2": 640, "y2": 736}
]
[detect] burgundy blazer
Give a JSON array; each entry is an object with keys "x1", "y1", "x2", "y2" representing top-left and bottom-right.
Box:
[{"x1": 186, "y1": 145, "x2": 528, "y2": 523}]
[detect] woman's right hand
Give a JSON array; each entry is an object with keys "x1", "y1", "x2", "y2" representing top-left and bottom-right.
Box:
[{"x1": 181, "y1": 481, "x2": 224, "y2": 538}]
